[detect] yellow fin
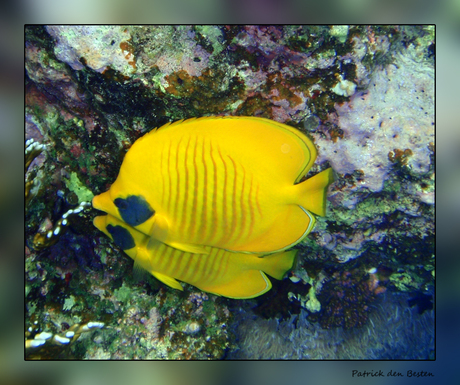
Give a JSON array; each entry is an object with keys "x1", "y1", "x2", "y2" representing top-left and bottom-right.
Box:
[
  {"x1": 151, "y1": 271, "x2": 184, "y2": 291},
  {"x1": 194, "y1": 250, "x2": 297, "y2": 299},
  {"x1": 228, "y1": 205, "x2": 314, "y2": 252},
  {"x1": 206, "y1": 270, "x2": 272, "y2": 299},
  {"x1": 146, "y1": 215, "x2": 209, "y2": 253},
  {"x1": 167, "y1": 241, "x2": 209, "y2": 254},
  {"x1": 296, "y1": 168, "x2": 334, "y2": 216},
  {"x1": 148, "y1": 214, "x2": 169, "y2": 242},
  {"x1": 146, "y1": 236, "x2": 163, "y2": 251},
  {"x1": 259, "y1": 249, "x2": 298, "y2": 280}
]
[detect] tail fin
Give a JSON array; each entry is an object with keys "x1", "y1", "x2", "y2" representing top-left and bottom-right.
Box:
[
  {"x1": 296, "y1": 168, "x2": 334, "y2": 216},
  {"x1": 259, "y1": 249, "x2": 298, "y2": 280}
]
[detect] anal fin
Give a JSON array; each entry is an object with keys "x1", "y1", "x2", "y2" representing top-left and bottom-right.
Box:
[
  {"x1": 229, "y1": 205, "x2": 314, "y2": 253},
  {"x1": 203, "y1": 270, "x2": 272, "y2": 299},
  {"x1": 152, "y1": 271, "x2": 184, "y2": 291}
]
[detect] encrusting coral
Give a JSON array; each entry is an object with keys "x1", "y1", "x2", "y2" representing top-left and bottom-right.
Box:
[{"x1": 25, "y1": 138, "x2": 46, "y2": 206}]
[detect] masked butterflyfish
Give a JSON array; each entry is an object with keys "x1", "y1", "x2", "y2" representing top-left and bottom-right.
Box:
[
  {"x1": 93, "y1": 214, "x2": 297, "y2": 299},
  {"x1": 92, "y1": 116, "x2": 333, "y2": 254}
]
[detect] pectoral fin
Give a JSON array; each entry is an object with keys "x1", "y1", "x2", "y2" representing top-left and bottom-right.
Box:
[
  {"x1": 148, "y1": 214, "x2": 169, "y2": 242},
  {"x1": 147, "y1": 215, "x2": 209, "y2": 254}
]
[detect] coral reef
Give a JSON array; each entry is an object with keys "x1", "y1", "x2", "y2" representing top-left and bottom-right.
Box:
[
  {"x1": 81, "y1": 288, "x2": 233, "y2": 360},
  {"x1": 313, "y1": 48, "x2": 434, "y2": 193},
  {"x1": 46, "y1": 26, "x2": 136, "y2": 76},
  {"x1": 25, "y1": 25, "x2": 434, "y2": 359},
  {"x1": 25, "y1": 138, "x2": 46, "y2": 206},
  {"x1": 312, "y1": 270, "x2": 379, "y2": 329},
  {"x1": 26, "y1": 319, "x2": 104, "y2": 359},
  {"x1": 32, "y1": 201, "x2": 91, "y2": 249}
]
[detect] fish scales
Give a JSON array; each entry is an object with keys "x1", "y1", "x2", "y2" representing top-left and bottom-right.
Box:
[
  {"x1": 182, "y1": 136, "x2": 193, "y2": 236},
  {"x1": 205, "y1": 248, "x2": 225, "y2": 283},
  {"x1": 157, "y1": 241, "x2": 176, "y2": 272},
  {"x1": 161, "y1": 133, "x2": 259, "y2": 247},
  {"x1": 208, "y1": 141, "x2": 220, "y2": 243},
  {"x1": 173, "y1": 136, "x2": 183, "y2": 224}
]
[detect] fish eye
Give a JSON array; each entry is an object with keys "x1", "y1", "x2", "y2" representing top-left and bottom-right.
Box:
[
  {"x1": 114, "y1": 195, "x2": 155, "y2": 226},
  {"x1": 114, "y1": 199, "x2": 128, "y2": 210}
]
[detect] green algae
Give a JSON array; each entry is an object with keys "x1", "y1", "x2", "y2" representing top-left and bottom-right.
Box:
[
  {"x1": 113, "y1": 283, "x2": 132, "y2": 303},
  {"x1": 64, "y1": 172, "x2": 94, "y2": 203},
  {"x1": 195, "y1": 26, "x2": 225, "y2": 55},
  {"x1": 390, "y1": 272, "x2": 424, "y2": 291},
  {"x1": 63, "y1": 295, "x2": 76, "y2": 311}
]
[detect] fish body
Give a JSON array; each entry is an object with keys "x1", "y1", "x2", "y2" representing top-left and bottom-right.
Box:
[
  {"x1": 93, "y1": 214, "x2": 297, "y2": 299},
  {"x1": 93, "y1": 116, "x2": 333, "y2": 254}
]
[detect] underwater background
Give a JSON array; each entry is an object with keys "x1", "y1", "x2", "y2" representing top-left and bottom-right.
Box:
[
  {"x1": 0, "y1": 0, "x2": 455, "y2": 382},
  {"x1": 25, "y1": 24, "x2": 434, "y2": 360}
]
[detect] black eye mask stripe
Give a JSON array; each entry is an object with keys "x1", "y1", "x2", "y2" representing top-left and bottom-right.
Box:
[{"x1": 114, "y1": 195, "x2": 155, "y2": 226}]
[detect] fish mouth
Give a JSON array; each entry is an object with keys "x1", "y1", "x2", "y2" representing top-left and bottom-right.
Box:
[
  {"x1": 92, "y1": 214, "x2": 107, "y2": 233},
  {"x1": 93, "y1": 191, "x2": 158, "y2": 237},
  {"x1": 92, "y1": 190, "x2": 116, "y2": 216}
]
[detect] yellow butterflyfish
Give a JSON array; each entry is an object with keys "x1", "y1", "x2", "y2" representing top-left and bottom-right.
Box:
[
  {"x1": 93, "y1": 214, "x2": 297, "y2": 299},
  {"x1": 93, "y1": 116, "x2": 333, "y2": 254}
]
